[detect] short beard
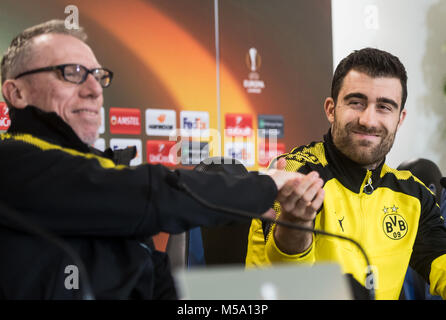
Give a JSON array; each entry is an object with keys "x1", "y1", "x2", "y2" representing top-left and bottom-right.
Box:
[{"x1": 332, "y1": 114, "x2": 397, "y2": 169}]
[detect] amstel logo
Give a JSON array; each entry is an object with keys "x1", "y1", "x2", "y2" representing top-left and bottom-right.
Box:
[{"x1": 109, "y1": 107, "x2": 141, "y2": 135}]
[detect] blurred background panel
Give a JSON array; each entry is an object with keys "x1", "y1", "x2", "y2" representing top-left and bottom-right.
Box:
[{"x1": 0, "y1": 0, "x2": 332, "y2": 171}]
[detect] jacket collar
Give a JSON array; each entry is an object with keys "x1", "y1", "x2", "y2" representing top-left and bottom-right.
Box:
[
  {"x1": 7, "y1": 105, "x2": 136, "y2": 165},
  {"x1": 7, "y1": 105, "x2": 91, "y2": 153},
  {"x1": 323, "y1": 129, "x2": 385, "y2": 193}
]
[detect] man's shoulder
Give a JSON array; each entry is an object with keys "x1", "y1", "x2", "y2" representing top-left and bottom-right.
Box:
[
  {"x1": 382, "y1": 163, "x2": 425, "y2": 185},
  {"x1": 0, "y1": 133, "x2": 51, "y2": 169},
  {"x1": 0, "y1": 132, "x2": 38, "y2": 149},
  {"x1": 286, "y1": 140, "x2": 327, "y2": 165},
  {"x1": 0, "y1": 132, "x2": 120, "y2": 169},
  {"x1": 0, "y1": 132, "x2": 65, "y2": 153},
  {"x1": 381, "y1": 163, "x2": 436, "y2": 199},
  {"x1": 270, "y1": 139, "x2": 327, "y2": 172}
]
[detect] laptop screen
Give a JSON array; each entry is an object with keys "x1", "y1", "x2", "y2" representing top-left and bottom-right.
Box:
[{"x1": 174, "y1": 263, "x2": 352, "y2": 300}]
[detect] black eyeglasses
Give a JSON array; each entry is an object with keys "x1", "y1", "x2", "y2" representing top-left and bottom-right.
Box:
[{"x1": 14, "y1": 64, "x2": 114, "y2": 88}]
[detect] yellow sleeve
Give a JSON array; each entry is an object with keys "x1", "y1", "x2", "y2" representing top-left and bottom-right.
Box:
[
  {"x1": 265, "y1": 223, "x2": 315, "y2": 264},
  {"x1": 246, "y1": 149, "x2": 319, "y2": 268},
  {"x1": 245, "y1": 218, "x2": 269, "y2": 267},
  {"x1": 429, "y1": 254, "x2": 446, "y2": 298},
  {"x1": 245, "y1": 216, "x2": 315, "y2": 267}
]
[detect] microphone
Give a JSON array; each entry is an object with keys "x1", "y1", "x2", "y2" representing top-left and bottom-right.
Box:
[
  {"x1": 0, "y1": 201, "x2": 95, "y2": 300},
  {"x1": 166, "y1": 171, "x2": 375, "y2": 300}
]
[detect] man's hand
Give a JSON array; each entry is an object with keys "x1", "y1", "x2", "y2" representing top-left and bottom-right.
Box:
[
  {"x1": 262, "y1": 160, "x2": 303, "y2": 220},
  {"x1": 267, "y1": 158, "x2": 325, "y2": 255},
  {"x1": 264, "y1": 162, "x2": 303, "y2": 191}
]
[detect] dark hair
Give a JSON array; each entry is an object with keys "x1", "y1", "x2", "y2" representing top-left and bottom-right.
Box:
[{"x1": 331, "y1": 47, "x2": 408, "y2": 110}]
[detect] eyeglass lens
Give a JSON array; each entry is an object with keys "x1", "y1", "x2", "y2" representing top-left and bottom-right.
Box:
[{"x1": 63, "y1": 65, "x2": 112, "y2": 88}]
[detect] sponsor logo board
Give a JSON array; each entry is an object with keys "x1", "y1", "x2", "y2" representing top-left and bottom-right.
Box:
[
  {"x1": 224, "y1": 142, "x2": 255, "y2": 167},
  {"x1": 0, "y1": 102, "x2": 11, "y2": 131},
  {"x1": 258, "y1": 114, "x2": 284, "y2": 138},
  {"x1": 93, "y1": 138, "x2": 106, "y2": 152},
  {"x1": 146, "y1": 140, "x2": 177, "y2": 166},
  {"x1": 181, "y1": 141, "x2": 209, "y2": 166},
  {"x1": 180, "y1": 111, "x2": 209, "y2": 138},
  {"x1": 146, "y1": 108, "x2": 176, "y2": 136},
  {"x1": 258, "y1": 142, "x2": 286, "y2": 167},
  {"x1": 109, "y1": 107, "x2": 141, "y2": 135},
  {"x1": 225, "y1": 113, "x2": 253, "y2": 137},
  {"x1": 99, "y1": 107, "x2": 105, "y2": 134}
]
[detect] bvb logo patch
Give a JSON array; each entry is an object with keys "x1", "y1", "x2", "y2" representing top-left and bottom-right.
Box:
[{"x1": 382, "y1": 209, "x2": 408, "y2": 240}]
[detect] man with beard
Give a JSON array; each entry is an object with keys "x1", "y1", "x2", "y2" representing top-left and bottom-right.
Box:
[{"x1": 246, "y1": 48, "x2": 446, "y2": 300}]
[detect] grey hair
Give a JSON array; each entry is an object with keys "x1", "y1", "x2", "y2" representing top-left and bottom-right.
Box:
[{"x1": 1, "y1": 19, "x2": 87, "y2": 85}]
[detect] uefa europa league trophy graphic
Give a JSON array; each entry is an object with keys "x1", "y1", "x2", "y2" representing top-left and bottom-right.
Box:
[
  {"x1": 243, "y1": 47, "x2": 264, "y2": 94},
  {"x1": 247, "y1": 47, "x2": 261, "y2": 80}
]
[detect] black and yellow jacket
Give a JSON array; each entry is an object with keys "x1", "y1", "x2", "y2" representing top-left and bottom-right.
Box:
[
  {"x1": 0, "y1": 106, "x2": 277, "y2": 299},
  {"x1": 246, "y1": 130, "x2": 446, "y2": 300}
]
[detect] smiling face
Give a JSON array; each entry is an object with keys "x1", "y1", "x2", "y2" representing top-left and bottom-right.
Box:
[
  {"x1": 325, "y1": 70, "x2": 406, "y2": 170},
  {"x1": 13, "y1": 33, "x2": 103, "y2": 145}
]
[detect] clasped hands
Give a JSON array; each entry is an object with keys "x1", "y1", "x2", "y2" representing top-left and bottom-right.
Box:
[{"x1": 264, "y1": 158, "x2": 325, "y2": 254}]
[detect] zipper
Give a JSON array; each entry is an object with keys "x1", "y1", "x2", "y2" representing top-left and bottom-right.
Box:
[
  {"x1": 363, "y1": 174, "x2": 374, "y2": 195},
  {"x1": 358, "y1": 170, "x2": 373, "y2": 271}
]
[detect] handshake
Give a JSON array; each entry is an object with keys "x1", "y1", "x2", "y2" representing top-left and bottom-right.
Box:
[{"x1": 263, "y1": 158, "x2": 325, "y2": 255}]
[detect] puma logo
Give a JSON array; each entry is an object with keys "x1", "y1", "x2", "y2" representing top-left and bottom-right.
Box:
[{"x1": 338, "y1": 216, "x2": 345, "y2": 232}]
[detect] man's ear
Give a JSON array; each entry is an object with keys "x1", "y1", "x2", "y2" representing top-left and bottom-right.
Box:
[
  {"x1": 397, "y1": 108, "x2": 407, "y2": 130},
  {"x1": 324, "y1": 97, "x2": 335, "y2": 125},
  {"x1": 2, "y1": 80, "x2": 29, "y2": 109}
]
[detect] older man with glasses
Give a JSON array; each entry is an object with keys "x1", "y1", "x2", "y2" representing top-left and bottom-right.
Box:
[{"x1": 0, "y1": 20, "x2": 310, "y2": 299}]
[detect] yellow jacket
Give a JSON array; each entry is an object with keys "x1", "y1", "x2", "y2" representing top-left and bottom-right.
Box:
[{"x1": 246, "y1": 131, "x2": 446, "y2": 300}]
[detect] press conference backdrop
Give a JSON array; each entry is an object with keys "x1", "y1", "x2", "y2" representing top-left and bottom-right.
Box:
[{"x1": 0, "y1": 0, "x2": 333, "y2": 249}]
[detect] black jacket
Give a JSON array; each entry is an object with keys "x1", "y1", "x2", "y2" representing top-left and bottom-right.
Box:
[{"x1": 0, "y1": 106, "x2": 277, "y2": 299}]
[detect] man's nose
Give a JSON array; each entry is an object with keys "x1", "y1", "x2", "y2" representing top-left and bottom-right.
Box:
[
  {"x1": 80, "y1": 73, "x2": 103, "y2": 98},
  {"x1": 358, "y1": 105, "x2": 378, "y2": 128}
]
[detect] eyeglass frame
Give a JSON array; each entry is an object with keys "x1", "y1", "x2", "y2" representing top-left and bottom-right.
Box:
[{"x1": 14, "y1": 63, "x2": 114, "y2": 88}]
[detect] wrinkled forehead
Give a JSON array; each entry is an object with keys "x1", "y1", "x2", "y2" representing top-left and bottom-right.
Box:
[{"x1": 28, "y1": 33, "x2": 100, "y2": 69}]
